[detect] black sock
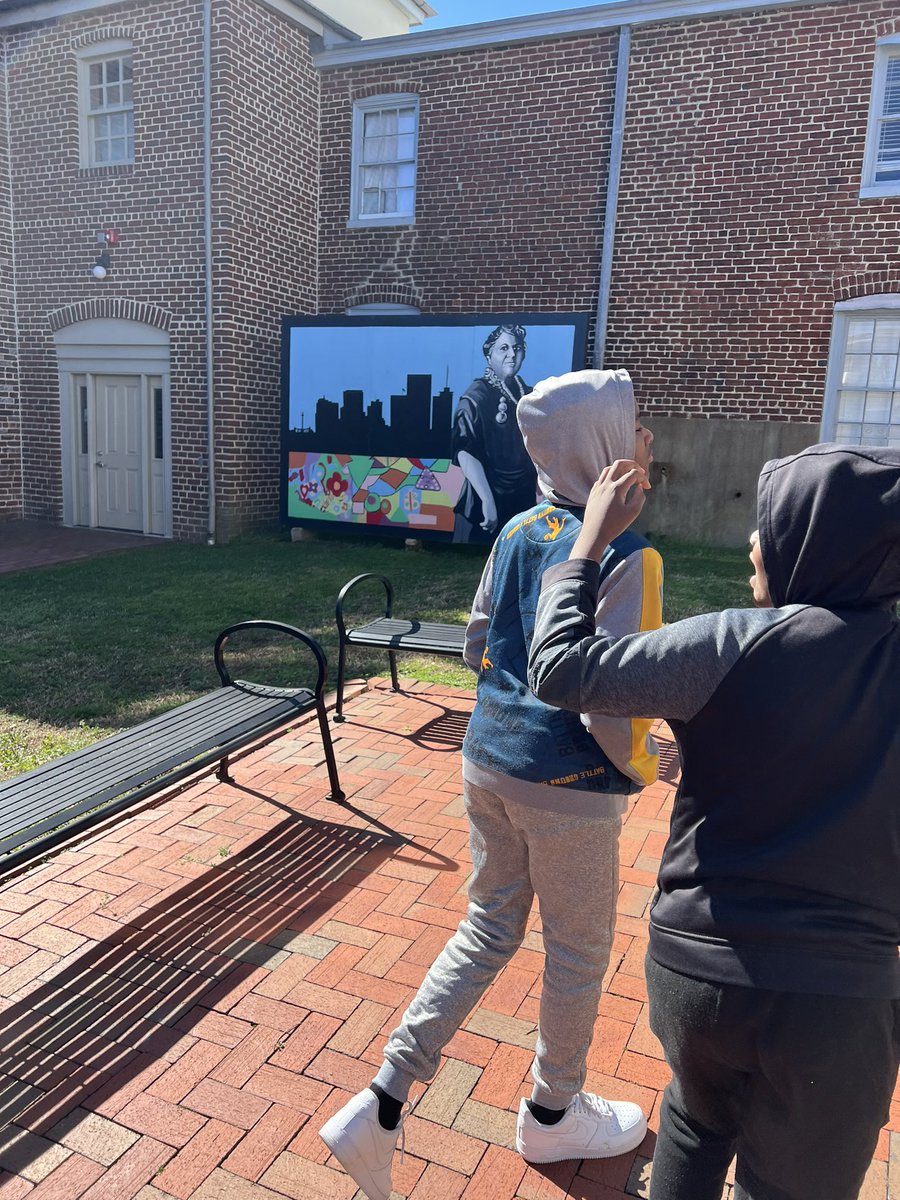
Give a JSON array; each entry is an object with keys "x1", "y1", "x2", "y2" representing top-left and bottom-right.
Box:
[
  {"x1": 525, "y1": 1099, "x2": 566, "y2": 1126},
  {"x1": 370, "y1": 1083, "x2": 403, "y2": 1130}
]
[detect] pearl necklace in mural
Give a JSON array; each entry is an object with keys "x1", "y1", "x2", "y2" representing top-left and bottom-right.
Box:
[{"x1": 484, "y1": 367, "x2": 525, "y2": 425}]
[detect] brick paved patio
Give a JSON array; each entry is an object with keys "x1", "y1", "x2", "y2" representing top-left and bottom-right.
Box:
[
  {"x1": 0, "y1": 521, "x2": 159, "y2": 576},
  {"x1": 0, "y1": 680, "x2": 896, "y2": 1199}
]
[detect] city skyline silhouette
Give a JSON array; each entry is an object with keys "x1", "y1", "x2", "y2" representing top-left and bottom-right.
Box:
[{"x1": 290, "y1": 371, "x2": 454, "y2": 458}]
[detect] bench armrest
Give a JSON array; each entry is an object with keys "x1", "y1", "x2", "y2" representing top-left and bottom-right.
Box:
[
  {"x1": 214, "y1": 620, "x2": 328, "y2": 698},
  {"x1": 335, "y1": 573, "x2": 395, "y2": 641}
]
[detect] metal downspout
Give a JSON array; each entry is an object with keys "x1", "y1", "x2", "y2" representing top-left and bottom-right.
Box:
[
  {"x1": 203, "y1": 0, "x2": 216, "y2": 543},
  {"x1": 593, "y1": 24, "x2": 631, "y2": 369},
  {"x1": 4, "y1": 39, "x2": 23, "y2": 515}
]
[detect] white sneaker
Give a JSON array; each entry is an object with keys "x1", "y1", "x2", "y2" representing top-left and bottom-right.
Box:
[
  {"x1": 516, "y1": 1091, "x2": 647, "y2": 1163},
  {"x1": 319, "y1": 1089, "x2": 402, "y2": 1200}
]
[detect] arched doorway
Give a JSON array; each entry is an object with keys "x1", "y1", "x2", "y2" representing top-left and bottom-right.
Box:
[{"x1": 54, "y1": 318, "x2": 171, "y2": 536}]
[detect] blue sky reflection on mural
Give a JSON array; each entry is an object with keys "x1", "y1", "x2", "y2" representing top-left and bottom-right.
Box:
[{"x1": 282, "y1": 316, "x2": 585, "y2": 540}]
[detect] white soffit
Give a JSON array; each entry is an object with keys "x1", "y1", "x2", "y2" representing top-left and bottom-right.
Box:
[
  {"x1": 314, "y1": 0, "x2": 847, "y2": 67},
  {"x1": 0, "y1": 0, "x2": 358, "y2": 38},
  {"x1": 391, "y1": 0, "x2": 439, "y2": 24}
]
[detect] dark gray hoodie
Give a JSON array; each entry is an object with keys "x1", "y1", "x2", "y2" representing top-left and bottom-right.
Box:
[{"x1": 529, "y1": 444, "x2": 900, "y2": 998}]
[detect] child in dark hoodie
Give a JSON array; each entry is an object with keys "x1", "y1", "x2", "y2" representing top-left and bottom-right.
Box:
[
  {"x1": 528, "y1": 444, "x2": 900, "y2": 1200},
  {"x1": 320, "y1": 370, "x2": 663, "y2": 1200}
]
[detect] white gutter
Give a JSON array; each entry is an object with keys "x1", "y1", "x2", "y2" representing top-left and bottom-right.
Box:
[
  {"x1": 314, "y1": 0, "x2": 845, "y2": 66},
  {"x1": 3, "y1": 38, "x2": 24, "y2": 513},
  {"x1": 203, "y1": 0, "x2": 215, "y2": 544},
  {"x1": 594, "y1": 24, "x2": 630, "y2": 369}
]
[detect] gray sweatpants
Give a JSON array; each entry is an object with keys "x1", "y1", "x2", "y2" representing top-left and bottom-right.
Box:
[{"x1": 374, "y1": 779, "x2": 622, "y2": 1109}]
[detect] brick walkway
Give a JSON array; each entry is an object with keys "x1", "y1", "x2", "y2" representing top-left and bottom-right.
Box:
[
  {"x1": 0, "y1": 521, "x2": 159, "y2": 575},
  {"x1": 0, "y1": 681, "x2": 895, "y2": 1200}
]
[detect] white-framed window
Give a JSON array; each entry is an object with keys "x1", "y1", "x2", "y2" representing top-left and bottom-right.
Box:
[
  {"x1": 822, "y1": 295, "x2": 900, "y2": 448},
  {"x1": 349, "y1": 94, "x2": 419, "y2": 228},
  {"x1": 76, "y1": 40, "x2": 134, "y2": 168},
  {"x1": 860, "y1": 36, "x2": 900, "y2": 198}
]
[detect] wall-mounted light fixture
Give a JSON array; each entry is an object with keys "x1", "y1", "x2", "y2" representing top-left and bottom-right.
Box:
[{"x1": 92, "y1": 229, "x2": 119, "y2": 280}]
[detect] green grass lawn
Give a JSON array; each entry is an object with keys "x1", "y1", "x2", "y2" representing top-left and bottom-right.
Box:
[{"x1": 0, "y1": 532, "x2": 750, "y2": 779}]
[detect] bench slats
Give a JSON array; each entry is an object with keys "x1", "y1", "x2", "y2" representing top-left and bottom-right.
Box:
[
  {"x1": 0, "y1": 685, "x2": 313, "y2": 811},
  {"x1": 0, "y1": 620, "x2": 346, "y2": 879},
  {"x1": 334, "y1": 575, "x2": 470, "y2": 721},
  {"x1": 0, "y1": 688, "x2": 241, "y2": 803},
  {"x1": 0, "y1": 685, "x2": 315, "y2": 857},
  {"x1": 346, "y1": 618, "x2": 467, "y2": 656}
]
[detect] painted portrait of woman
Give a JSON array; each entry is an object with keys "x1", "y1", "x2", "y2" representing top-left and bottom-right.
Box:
[{"x1": 451, "y1": 324, "x2": 538, "y2": 544}]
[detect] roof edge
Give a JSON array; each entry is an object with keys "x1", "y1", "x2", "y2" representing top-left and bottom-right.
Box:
[{"x1": 313, "y1": 0, "x2": 843, "y2": 67}]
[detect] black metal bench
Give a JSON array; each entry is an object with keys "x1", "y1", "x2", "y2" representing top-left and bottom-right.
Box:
[
  {"x1": 0, "y1": 620, "x2": 345, "y2": 879},
  {"x1": 334, "y1": 573, "x2": 467, "y2": 721}
]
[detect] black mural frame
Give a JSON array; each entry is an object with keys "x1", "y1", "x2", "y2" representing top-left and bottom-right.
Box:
[{"x1": 279, "y1": 312, "x2": 590, "y2": 540}]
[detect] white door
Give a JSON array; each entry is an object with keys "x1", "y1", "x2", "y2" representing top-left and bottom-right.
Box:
[
  {"x1": 56, "y1": 319, "x2": 172, "y2": 537},
  {"x1": 94, "y1": 375, "x2": 143, "y2": 531}
]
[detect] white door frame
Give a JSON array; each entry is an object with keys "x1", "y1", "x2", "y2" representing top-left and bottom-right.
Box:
[{"x1": 54, "y1": 319, "x2": 172, "y2": 537}]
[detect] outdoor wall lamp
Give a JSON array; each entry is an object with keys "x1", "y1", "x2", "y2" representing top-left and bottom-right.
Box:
[{"x1": 91, "y1": 229, "x2": 119, "y2": 280}]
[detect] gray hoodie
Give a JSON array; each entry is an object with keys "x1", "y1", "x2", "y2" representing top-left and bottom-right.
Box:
[
  {"x1": 518, "y1": 369, "x2": 637, "y2": 507},
  {"x1": 462, "y1": 370, "x2": 664, "y2": 813}
]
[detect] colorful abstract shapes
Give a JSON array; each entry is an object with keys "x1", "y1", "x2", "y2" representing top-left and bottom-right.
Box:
[
  {"x1": 380, "y1": 468, "x2": 407, "y2": 490},
  {"x1": 325, "y1": 472, "x2": 349, "y2": 497},
  {"x1": 398, "y1": 486, "x2": 421, "y2": 515},
  {"x1": 287, "y1": 451, "x2": 463, "y2": 533},
  {"x1": 417, "y1": 469, "x2": 441, "y2": 491}
]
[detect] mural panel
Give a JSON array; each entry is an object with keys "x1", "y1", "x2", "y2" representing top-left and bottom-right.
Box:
[{"x1": 281, "y1": 315, "x2": 588, "y2": 542}]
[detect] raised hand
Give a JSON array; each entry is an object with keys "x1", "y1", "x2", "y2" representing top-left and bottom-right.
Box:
[{"x1": 570, "y1": 460, "x2": 649, "y2": 562}]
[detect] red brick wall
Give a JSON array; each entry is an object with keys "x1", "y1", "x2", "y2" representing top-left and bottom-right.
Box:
[
  {"x1": 0, "y1": 43, "x2": 22, "y2": 519},
  {"x1": 210, "y1": 0, "x2": 319, "y2": 538},
  {"x1": 318, "y1": 0, "x2": 900, "y2": 426},
  {"x1": 8, "y1": 0, "x2": 899, "y2": 541},
  {"x1": 6, "y1": 1, "x2": 210, "y2": 537},
  {"x1": 318, "y1": 35, "x2": 618, "y2": 316},
  {"x1": 7, "y1": 0, "x2": 320, "y2": 540},
  {"x1": 608, "y1": 0, "x2": 900, "y2": 421}
]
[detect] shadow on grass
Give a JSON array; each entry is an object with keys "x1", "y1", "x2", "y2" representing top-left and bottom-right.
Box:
[{"x1": 0, "y1": 812, "x2": 406, "y2": 1167}]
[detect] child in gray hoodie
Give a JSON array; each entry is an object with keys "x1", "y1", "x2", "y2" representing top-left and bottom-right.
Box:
[{"x1": 320, "y1": 370, "x2": 662, "y2": 1200}]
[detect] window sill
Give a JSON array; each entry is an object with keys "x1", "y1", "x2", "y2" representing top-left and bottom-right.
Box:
[
  {"x1": 78, "y1": 162, "x2": 136, "y2": 176},
  {"x1": 858, "y1": 182, "x2": 900, "y2": 199},
  {"x1": 346, "y1": 214, "x2": 416, "y2": 230}
]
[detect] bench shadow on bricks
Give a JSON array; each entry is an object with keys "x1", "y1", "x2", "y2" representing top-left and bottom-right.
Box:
[
  {"x1": 411, "y1": 699, "x2": 472, "y2": 752},
  {"x1": 655, "y1": 737, "x2": 681, "y2": 786},
  {"x1": 0, "y1": 814, "x2": 405, "y2": 1172}
]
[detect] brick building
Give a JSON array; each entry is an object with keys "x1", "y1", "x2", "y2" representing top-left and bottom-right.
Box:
[
  {"x1": 0, "y1": 0, "x2": 434, "y2": 542},
  {"x1": 1, "y1": 0, "x2": 898, "y2": 544}
]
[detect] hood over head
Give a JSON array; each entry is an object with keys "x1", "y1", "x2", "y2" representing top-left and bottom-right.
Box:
[
  {"x1": 757, "y1": 443, "x2": 900, "y2": 609},
  {"x1": 516, "y1": 369, "x2": 636, "y2": 506}
]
